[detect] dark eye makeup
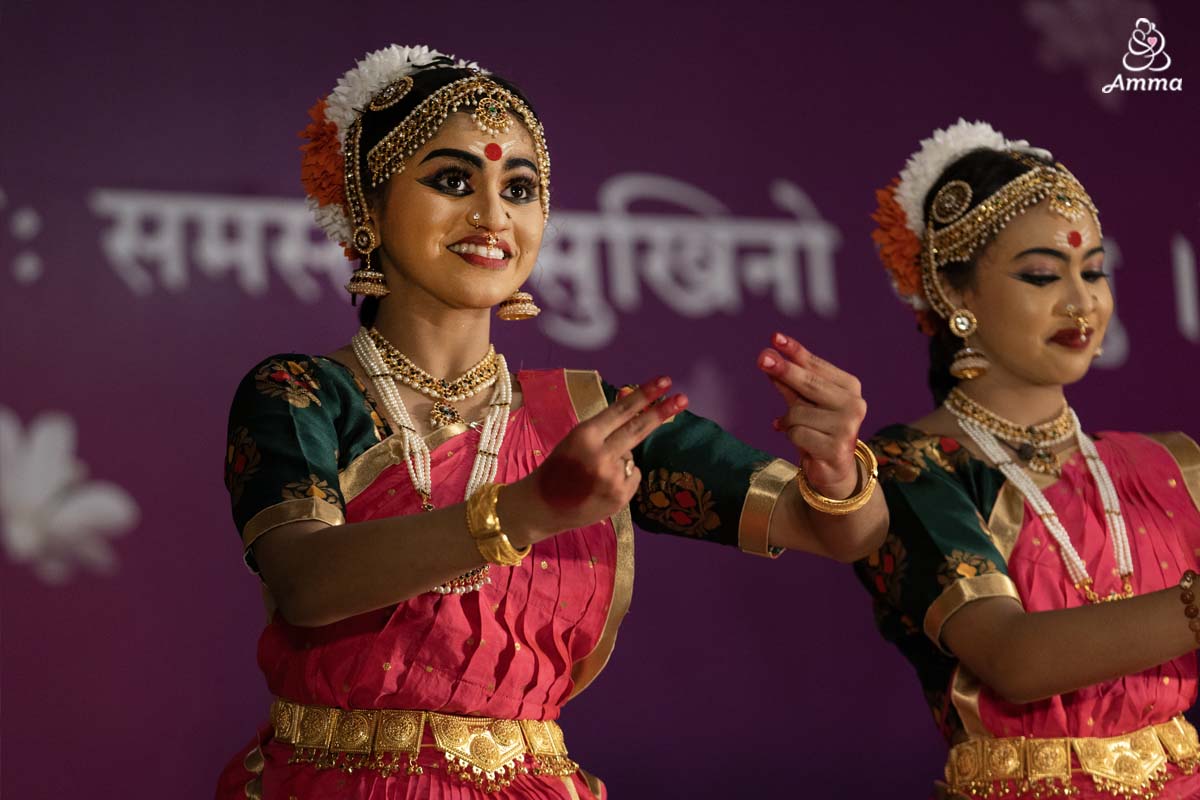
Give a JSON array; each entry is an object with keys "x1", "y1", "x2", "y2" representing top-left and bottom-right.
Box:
[{"x1": 418, "y1": 165, "x2": 539, "y2": 204}]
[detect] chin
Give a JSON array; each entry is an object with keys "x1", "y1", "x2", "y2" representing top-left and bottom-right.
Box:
[{"x1": 1037, "y1": 351, "x2": 1095, "y2": 386}]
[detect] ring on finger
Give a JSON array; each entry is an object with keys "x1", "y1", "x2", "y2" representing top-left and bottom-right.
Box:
[{"x1": 623, "y1": 456, "x2": 635, "y2": 478}]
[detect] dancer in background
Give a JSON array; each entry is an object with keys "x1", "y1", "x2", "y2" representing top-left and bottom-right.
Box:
[
  {"x1": 857, "y1": 119, "x2": 1200, "y2": 799},
  {"x1": 217, "y1": 45, "x2": 885, "y2": 799}
]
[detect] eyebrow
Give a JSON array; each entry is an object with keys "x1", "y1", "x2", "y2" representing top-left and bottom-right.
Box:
[
  {"x1": 1013, "y1": 245, "x2": 1106, "y2": 263},
  {"x1": 505, "y1": 157, "x2": 538, "y2": 174},
  {"x1": 420, "y1": 148, "x2": 482, "y2": 169}
]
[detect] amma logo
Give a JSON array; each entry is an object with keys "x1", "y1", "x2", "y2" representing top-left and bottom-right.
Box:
[{"x1": 1103, "y1": 18, "x2": 1181, "y2": 94}]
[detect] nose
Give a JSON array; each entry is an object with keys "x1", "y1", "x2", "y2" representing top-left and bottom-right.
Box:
[
  {"x1": 1060, "y1": 273, "x2": 1098, "y2": 318},
  {"x1": 472, "y1": 190, "x2": 510, "y2": 233}
]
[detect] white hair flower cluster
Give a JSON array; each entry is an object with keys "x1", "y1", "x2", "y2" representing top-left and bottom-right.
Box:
[
  {"x1": 324, "y1": 45, "x2": 479, "y2": 145},
  {"x1": 894, "y1": 119, "x2": 1052, "y2": 237},
  {"x1": 300, "y1": 45, "x2": 481, "y2": 248}
]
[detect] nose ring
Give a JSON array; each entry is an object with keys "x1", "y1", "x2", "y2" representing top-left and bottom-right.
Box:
[{"x1": 470, "y1": 212, "x2": 482, "y2": 228}]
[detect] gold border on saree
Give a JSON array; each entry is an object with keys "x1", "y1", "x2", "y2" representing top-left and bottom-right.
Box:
[
  {"x1": 270, "y1": 698, "x2": 578, "y2": 790},
  {"x1": 945, "y1": 715, "x2": 1200, "y2": 799}
]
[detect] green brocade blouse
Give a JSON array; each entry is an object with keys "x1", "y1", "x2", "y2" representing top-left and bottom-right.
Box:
[
  {"x1": 224, "y1": 355, "x2": 793, "y2": 573},
  {"x1": 853, "y1": 424, "x2": 1011, "y2": 739}
]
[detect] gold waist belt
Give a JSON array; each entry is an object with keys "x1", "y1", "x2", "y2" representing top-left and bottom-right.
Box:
[
  {"x1": 270, "y1": 698, "x2": 577, "y2": 793},
  {"x1": 946, "y1": 715, "x2": 1200, "y2": 799}
]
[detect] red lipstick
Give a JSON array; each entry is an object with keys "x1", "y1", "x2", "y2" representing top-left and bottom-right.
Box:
[
  {"x1": 1049, "y1": 327, "x2": 1093, "y2": 349},
  {"x1": 448, "y1": 234, "x2": 512, "y2": 270}
]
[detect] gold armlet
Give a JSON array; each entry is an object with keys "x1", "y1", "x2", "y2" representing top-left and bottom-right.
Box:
[
  {"x1": 796, "y1": 440, "x2": 879, "y2": 516},
  {"x1": 466, "y1": 483, "x2": 530, "y2": 567}
]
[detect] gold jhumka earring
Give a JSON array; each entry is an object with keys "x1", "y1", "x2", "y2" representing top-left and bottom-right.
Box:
[
  {"x1": 345, "y1": 225, "x2": 389, "y2": 302},
  {"x1": 947, "y1": 309, "x2": 989, "y2": 380},
  {"x1": 496, "y1": 291, "x2": 540, "y2": 321}
]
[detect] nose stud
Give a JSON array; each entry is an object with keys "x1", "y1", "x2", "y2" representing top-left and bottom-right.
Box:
[{"x1": 470, "y1": 212, "x2": 482, "y2": 228}]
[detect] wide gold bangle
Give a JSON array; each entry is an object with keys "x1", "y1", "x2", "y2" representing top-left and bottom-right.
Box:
[
  {"x1": 465, "y1": 483, "x2": 530, "y2": 567},
  {"x1": 795, "y1": 440, "x2": 879, "y2": 516}
]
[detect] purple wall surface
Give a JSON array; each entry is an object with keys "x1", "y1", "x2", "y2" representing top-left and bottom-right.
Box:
[{"x1": 3, "y1": 1, "x2": 1199, "y2": 797}]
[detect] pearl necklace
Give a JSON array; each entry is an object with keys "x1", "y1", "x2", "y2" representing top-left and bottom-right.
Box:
[
  {"x1": 352, "y1": 327, "x2": 513, "y2": 595},
  {"x1": 947, "y1": 403, "x2": 1134, "y2": 605},
  {"x1": 367, "y1": 328, "x2": 499, "y2": 429}
]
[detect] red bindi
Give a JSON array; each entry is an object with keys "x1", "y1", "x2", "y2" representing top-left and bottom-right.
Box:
[
  {"x1": 1067, "y1": 231, "x2": 1082, "y2": 248},
  {"x1": 484, "y1": 143, "x2": 503, "y2": 161}
]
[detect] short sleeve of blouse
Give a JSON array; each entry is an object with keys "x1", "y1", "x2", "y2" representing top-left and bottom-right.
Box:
[
  {"x1": 854, "y1": 426, "x2": 1023, "y2": 654},
  {"x1": 224, "y1": 355, "x2": 347, "y2": 573},
  {"x1": 599, "y1": 379, "x2": 791, "y2": 556}
]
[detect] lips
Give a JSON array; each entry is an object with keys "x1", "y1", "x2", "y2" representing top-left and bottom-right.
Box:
[
  {"x1": 1049, "y1": 327, "x2": 1094, "y2": 349},
  {"x1": 447, "y1": 234, "x2": 512, "y2": 270}
]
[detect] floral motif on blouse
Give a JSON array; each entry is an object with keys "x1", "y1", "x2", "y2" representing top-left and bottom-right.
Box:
[
  {"x1": 937, "y1": 548, "x2": 1000, "y2": 588},
  {"x1": 872, "y1": 430, "x2": 971, "y2": 482},
  {"x1": 281, "y1": 473, "x2": 340, "y2": 505},
  {"x1": 637, "y1": 469, "x2": 720, "y2": 537},
  {"x1": 255, "y1": 359, "x2": 322, "y2": 408},
  {"x1": 351, "y1": 375, "x2": 388, "y2": 441},
  {"x1": 860, "y1": 530, "x2": 918, "y2": 634},
  {"x1": 225, "y1": 427, "x2": 261, "y2": 506}
]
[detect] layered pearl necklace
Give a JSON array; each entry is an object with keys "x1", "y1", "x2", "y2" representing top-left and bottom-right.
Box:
[
  {"x1": 947, "y1": 401, "x2": 1134, "y2": 605},
  {"x1": 352, "y1": 327, "x2": 513, "y2": 595},
  {"x1": 946, "y1": 388, "x2": 1075, "y2": 475},
  {"x1": 366, "y1": 328, "x2": 499, "y2": 429}
]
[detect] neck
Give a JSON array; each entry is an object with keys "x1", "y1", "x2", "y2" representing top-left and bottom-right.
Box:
[
  {"x1": 371, "y1": 291, "x2": 493, "y2": 379},
  {"x1": 953, "y1": 371, "x2": 1068, "y2": 427}
]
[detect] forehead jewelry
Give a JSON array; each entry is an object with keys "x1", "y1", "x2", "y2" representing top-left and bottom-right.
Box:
[{"x1": 484, "y1": 142, "x2": 503, "y2": 161}]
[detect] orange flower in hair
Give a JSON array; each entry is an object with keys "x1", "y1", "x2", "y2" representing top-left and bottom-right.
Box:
[
  {"x1": 299, "y1": 99, "x2": 346, "y2": 211},
  {"x1": 871, "y1": 178, "x2": 935, "y2": 335}
]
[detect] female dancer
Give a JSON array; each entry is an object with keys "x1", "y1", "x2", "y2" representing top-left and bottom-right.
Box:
[
  {"x1": 858, "y1": 119, "x2": 1200, "y2": 799},
  {"x1": 217, "y1": 45, "x2": 885, "y2": 799}
]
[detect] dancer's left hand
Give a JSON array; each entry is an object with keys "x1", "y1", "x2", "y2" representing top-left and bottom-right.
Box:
[{"x1": 757, "y1": 332, "x2": 868, "y2": 500}]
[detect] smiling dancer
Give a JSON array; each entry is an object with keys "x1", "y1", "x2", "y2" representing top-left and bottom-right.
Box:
[
  {"x1": 856, "y1": 119, "x2": 1200, "y2": 799},
  {"x1": 216, "y1": 45, "x2": 886, "y2": 799}
]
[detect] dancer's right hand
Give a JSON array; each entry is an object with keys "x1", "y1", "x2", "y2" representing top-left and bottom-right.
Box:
[{"x1": 501, "y1": 377, "x2": 688, "y2": 545}]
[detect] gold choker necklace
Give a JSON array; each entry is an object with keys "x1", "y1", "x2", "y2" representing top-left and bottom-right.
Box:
[
  {"x1": 367, "y1": 328, "x2": 499, "y2": 428},
  {"x1": 945, "y1": 388, "x2": 1075, "y2": 475}
]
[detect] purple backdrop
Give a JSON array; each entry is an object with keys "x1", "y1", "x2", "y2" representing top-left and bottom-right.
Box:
[{"x1": 3, "y1": 1, "x2": 1199, "y2": 797}]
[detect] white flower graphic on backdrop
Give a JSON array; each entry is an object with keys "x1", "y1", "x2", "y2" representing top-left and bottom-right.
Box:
[
  {"x1": 0, "y1": 407, "x2": 138, "y2": 583},
  {"x1": 1022, "y1": 0, "x2": 1161, "y2": 110}
]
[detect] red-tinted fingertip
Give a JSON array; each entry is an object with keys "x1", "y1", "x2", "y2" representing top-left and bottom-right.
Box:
[
  {"x1": 639, "y1": 375, "x2": 672, "y2": 401},
  {"x1": 658, "y1": 393, "x2": 688, "y2": 418},
  {"x1": 758, "y1": 350, "x2": 780, "y2": 372},
  {"x1": 771, "y1": 416, "x2": 784, "y2": 431},
  {"x1": 773, "y1": 332, "x2": 789, "y2": 348}
]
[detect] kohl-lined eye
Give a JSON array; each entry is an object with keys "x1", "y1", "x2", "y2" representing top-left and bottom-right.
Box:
[
  {"x1": 503, "y1": 176, "x2": 539, "y2": 204},
  {"x1": 1015, "y1": 273, "x2": 1059, "y2": 287},
  {"x1": 420, "y1": 167, "x2": 474, "y2": 196},
  {"x1": 1083, "y1": 269, "x2": 1109, "y2": 283}
]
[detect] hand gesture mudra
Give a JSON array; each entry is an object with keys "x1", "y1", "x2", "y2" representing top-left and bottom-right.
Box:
[
  {"x1": 758, "y1": 332, "x2": 869, "y2": 501},
  {"x1": 504, "y1": 377, "x2": 688, "y2": 542}
]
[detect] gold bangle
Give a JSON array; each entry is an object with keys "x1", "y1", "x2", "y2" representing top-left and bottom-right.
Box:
[
  {"x1": 465, "y1": 483, "x2": 530, "y2": 567},
  {"x1": 795, "y1": 440, "x2": 879, "y2": 516}
]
